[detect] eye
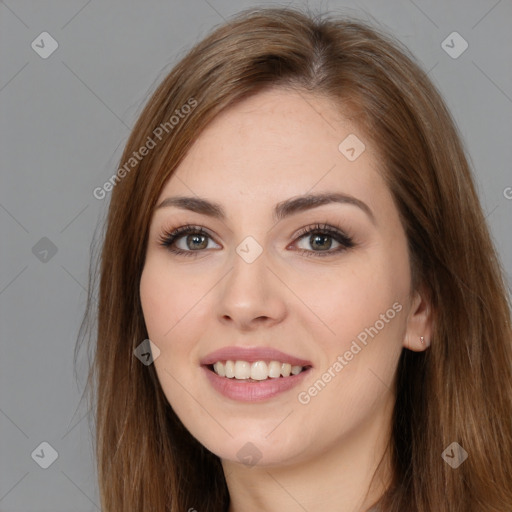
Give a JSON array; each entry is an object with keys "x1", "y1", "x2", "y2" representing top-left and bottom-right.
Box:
[
  {"x1": 158, "y1": 222, "x2": 355, "y2": 258},
  {"x1": 158, "y1": 225, "x2": 219, "y2": 257},
  {"x1": 292, "y1": 223, "x2": 355, "y2": 257}
]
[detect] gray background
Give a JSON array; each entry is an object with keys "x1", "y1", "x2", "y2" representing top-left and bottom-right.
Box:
[{"x1": 1, "y1": 0, "x2": 510, "y2": 510}]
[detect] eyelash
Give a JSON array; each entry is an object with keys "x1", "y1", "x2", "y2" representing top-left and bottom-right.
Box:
[{"x1": 157, "y1": 222, "x2": 355, "y2": 258}]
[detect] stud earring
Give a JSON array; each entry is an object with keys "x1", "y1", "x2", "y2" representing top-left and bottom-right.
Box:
[{"x1": 420, "y1": 336, "x2": 425, "y2": 344}]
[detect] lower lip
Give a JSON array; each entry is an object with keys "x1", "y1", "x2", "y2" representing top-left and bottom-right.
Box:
[{"x1": 202, "y1": 365, "x2": 312, "y2": 402}]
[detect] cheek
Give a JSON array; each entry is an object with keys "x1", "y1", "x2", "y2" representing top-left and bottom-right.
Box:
[
  {"x1": 295, "y1": 257, "x2": 408, "y2": 347},
  {"x1": 292, "y1": 247, "x2": 409, "y2": 416},
  {"x1": 139, "y1": 266, "x2": 171, "y2": 339},
  {"x1": 295, "y1": 270, "x2": 405, "y2": 432},
  {"x1": 139, "y1": 259, "x2": 206, "y2": 340},
  {"x1": 139, "y1": 263, "x2": 204, "y2": 416}
]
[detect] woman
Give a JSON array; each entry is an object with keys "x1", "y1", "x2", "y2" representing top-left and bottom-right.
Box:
[{"x1": 78, "y1": 6, "x2": 512, "y2": 511}]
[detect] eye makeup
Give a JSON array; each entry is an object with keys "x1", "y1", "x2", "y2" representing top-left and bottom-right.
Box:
[{"x1": 157, "y1": 221, "x2": 356, "y2": 258}]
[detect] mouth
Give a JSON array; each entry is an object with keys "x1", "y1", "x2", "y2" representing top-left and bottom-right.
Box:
[
  {"x1": 200, "y1": 346, "x2": 313, "y2": 401},
  {"x1": 206, "y1": 360, "x2": 312, "y2": 381}
]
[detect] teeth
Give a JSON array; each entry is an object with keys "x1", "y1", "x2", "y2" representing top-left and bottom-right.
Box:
[
  {"x1": 251, "y1": 361, "x2": 268, "y2": 381},
  {"x1": 291, "y1": 365, "x2": 302, "y2": 375},
  {"x1": 234, "y1": 360, "x2": 251, "y2": 379},
  {"x1": 211, "y1": 360, "x2": 305, "y2": 380},
  {"x1": 268, "y1": 361, "x2": 281, "y2": 378},
  {"x1": 213, "y1": 362, "x2": 225, "y2": 377},
  {"x1": 225, "y1": 360, "x2": 235, "y2": 378},
  {"x1": 281, "y1": 363, "x2": 291, "y2": 377}
]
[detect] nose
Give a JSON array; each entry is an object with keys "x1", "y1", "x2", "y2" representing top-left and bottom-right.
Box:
[{"x1": 216, "y1": 246, "x2": 287, "y2": 331}]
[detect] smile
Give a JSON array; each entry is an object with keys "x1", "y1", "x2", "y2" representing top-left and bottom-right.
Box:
[
  {"x1": 202, "y1": 363, "x2": 312, "y2": 402},
  {"x1": 210, "y1": 360, "x2": 307, "y2": 380}
]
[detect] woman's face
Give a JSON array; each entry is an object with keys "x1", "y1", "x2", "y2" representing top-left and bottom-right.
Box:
[{"x1": 140, "y1": 88, "x2": 425, "y2": 467}]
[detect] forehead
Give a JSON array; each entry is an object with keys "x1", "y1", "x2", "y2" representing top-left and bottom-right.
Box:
[{"x1": 158, "y1": 88, "x2": 385, "y2": 210}]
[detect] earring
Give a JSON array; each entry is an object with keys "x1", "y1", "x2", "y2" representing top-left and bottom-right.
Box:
[{"x1": 420, "y1": 336, "x2": 425, "y2": 344}]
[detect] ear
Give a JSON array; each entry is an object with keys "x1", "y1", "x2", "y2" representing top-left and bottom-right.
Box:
[{"x1": 403, "y1": 286, "x2": 433, "y2": 352}]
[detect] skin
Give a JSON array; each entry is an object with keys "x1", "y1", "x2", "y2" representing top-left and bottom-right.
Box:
[{"x1": 139, "y1": 88, "x2": 432, "y2": 512}]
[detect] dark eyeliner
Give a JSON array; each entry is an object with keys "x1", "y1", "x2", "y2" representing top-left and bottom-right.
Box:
[
  {"x1": 157, "y1": 225, "x2": 212, "y2": 257},
  {"x1": 293, "y1": 222, "x2": 355, "y2": 257},
  {"x1": 158, "y1": 222, "x2": 355, "y2": 257}
]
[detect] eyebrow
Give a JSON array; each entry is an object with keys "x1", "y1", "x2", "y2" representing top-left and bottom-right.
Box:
[{"x1": 155, "y1": 192, "x2": 375, "y2": 224}]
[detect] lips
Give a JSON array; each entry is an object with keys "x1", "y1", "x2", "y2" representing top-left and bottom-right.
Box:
[
  {"x1": 200, "y1": 346, "x2": 313, "y2": 368},
  {"x1": 202, "y1": 365, "x2": 312, "y2": 401},
  {"x1": 200, "y1": 346, "x2": 313, "y2": 402}
]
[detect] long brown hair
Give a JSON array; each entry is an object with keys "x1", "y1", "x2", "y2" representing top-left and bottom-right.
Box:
[{"x1": 77, "y1": 6, "x2": 512, "y2": 511}]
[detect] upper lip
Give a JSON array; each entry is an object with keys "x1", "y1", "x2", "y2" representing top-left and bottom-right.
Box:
[{"x1": 200, "y1": 346, "x2": 313, "y2": 367}]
